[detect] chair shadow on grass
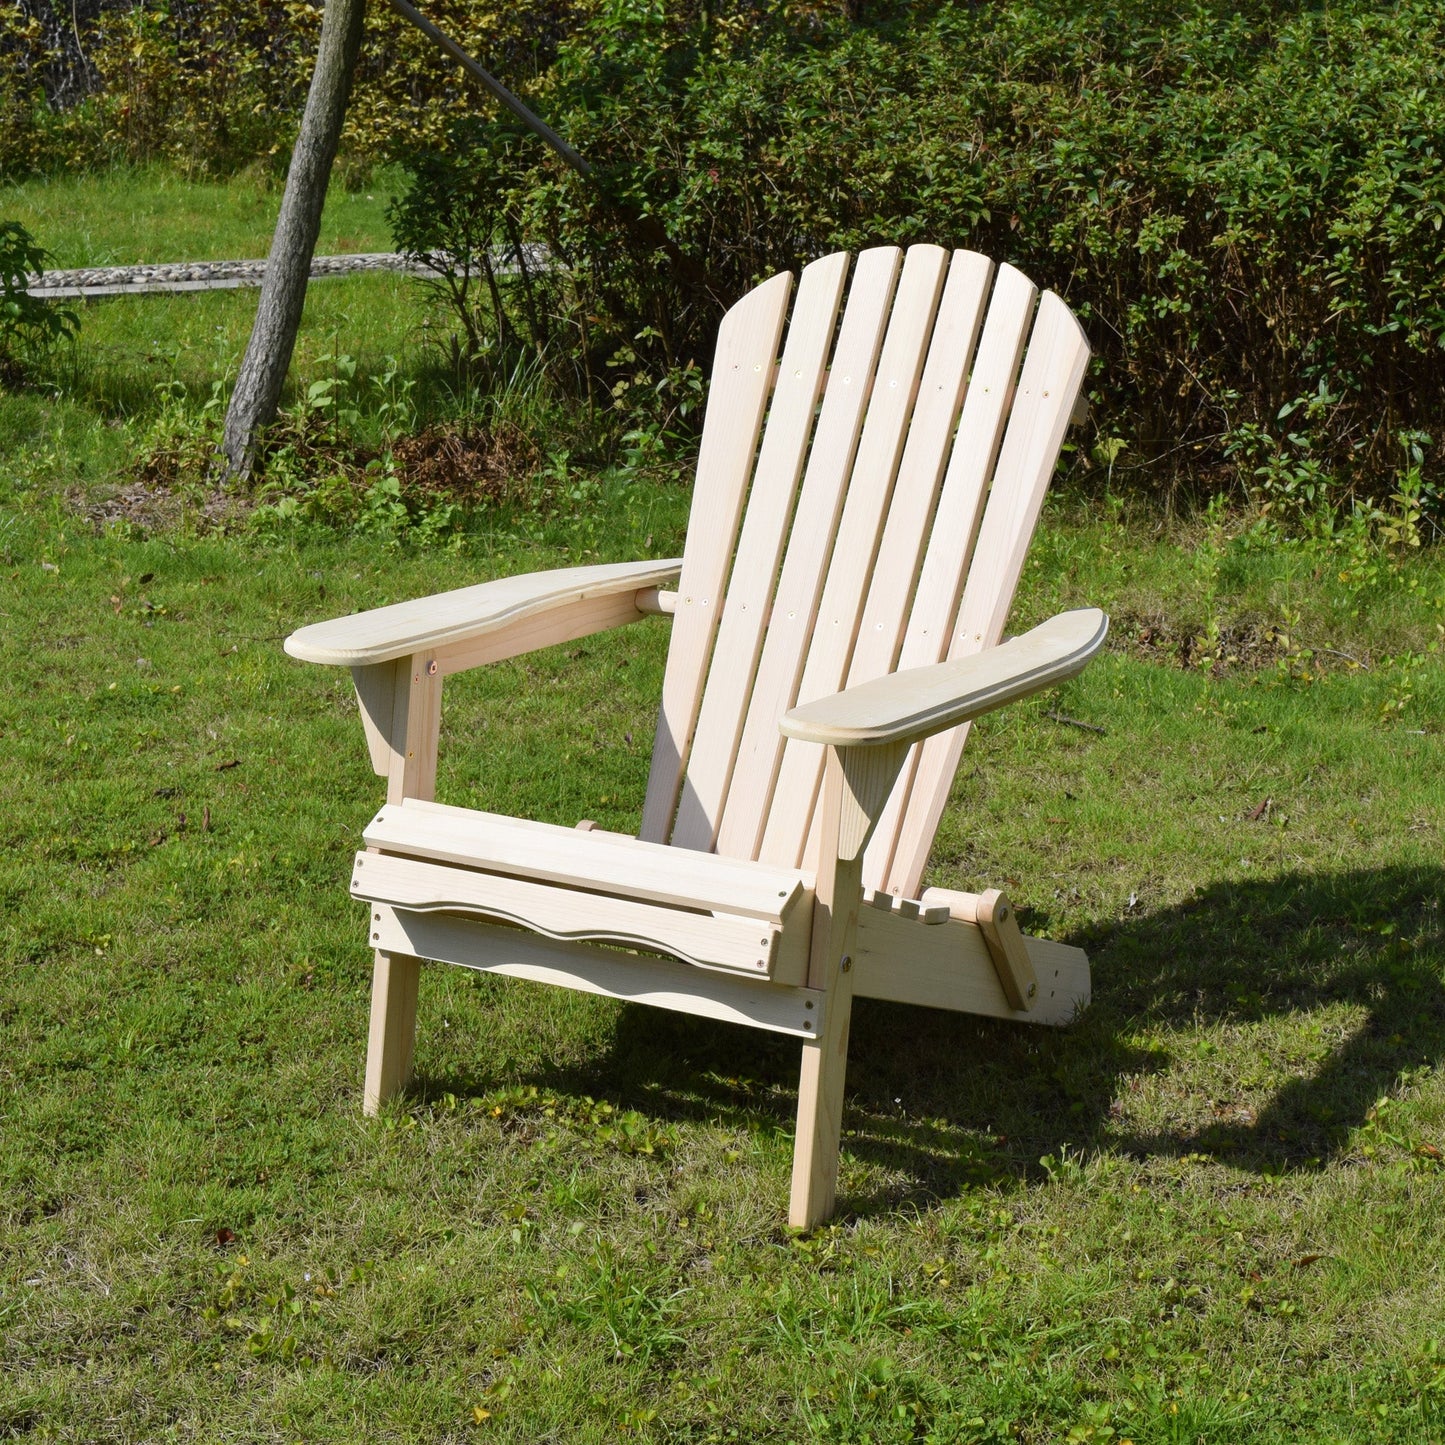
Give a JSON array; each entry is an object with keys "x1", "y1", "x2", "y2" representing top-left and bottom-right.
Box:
[{"x1": 414, "y1": 862, "x2": 1444, "y2": 1219}]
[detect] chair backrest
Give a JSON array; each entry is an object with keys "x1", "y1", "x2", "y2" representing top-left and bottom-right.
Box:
[{"x1": 638, "y1": 245, "x2": 1089, "y2": 899}]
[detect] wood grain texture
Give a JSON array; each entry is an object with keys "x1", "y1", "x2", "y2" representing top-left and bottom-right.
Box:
[
  {"x1": 853, "y1": 908, "x2": 1089, "y2": 1025},
  {"x1": 369, "y1": 906, "x2": 826, "y2": 1039},
  {"x1": 366, "y1": 798, "x2": 811, "y2": 923},
  {"x1": 862, "y1": 263, "x2": 1037, "y2": 889},
  {"x1": 717, "y1": 247, "x2": 902, "y2": 862},
  {"x1": 763, "y1": 244, "x2": 950, "y2": 870},
  {"x1": 351, "y1": 662, "x2": 396, "y2": 777},
  {"x1": 883, "y1": 289, "x2": 1092, "y2": 897},
  {"x1": 362, "y1": 948, "x2": 420, "y2": 1114},
  {"x1": 284, "y1": 558, "x2": 682, "y2": 667},
  {"x1": 672, "y1": 252, "x2": 851, "y2": 852},
  {"x1": 789, "y1": 750, "x2": 865, "y2": 1228},
  {"x1": 975, "y1": 887, "x2": 1038, "y2": 1011},
  {"x1": 640, "y1": 271, "x2": 794, "y2": 842},
  {"x1": 779, "y1": 608, "x2": 1107, "y2": 746},
  {"x1": 352, "y1": 850, "x2": 807, "y2": 981}
]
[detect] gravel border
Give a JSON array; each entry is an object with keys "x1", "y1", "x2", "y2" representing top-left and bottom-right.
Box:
[{"x1": 26, "y1": 252, "x2": 437, "y2": 299}]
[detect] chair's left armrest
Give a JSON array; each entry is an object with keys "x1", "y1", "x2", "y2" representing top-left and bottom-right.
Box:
[
  {"x1": 286, "y1": 557, "x2": 681, "y2": 790},
  {"x1": 781, "y1": 608, "x2": 1109, "y2": 749},
  {"x1": 285, "y1": 557, "x2": 683, "y2": 671}
]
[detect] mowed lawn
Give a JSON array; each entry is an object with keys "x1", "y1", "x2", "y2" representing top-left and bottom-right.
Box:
[{"x1": 2, "y1": 171, "x2": 1444, "y2": 1443}]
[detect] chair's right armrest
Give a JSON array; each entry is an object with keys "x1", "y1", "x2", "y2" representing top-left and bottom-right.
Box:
[{"x1": 284, "y1": 557, "x2": 683, "y2": 672}]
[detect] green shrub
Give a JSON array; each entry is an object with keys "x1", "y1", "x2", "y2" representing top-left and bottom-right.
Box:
[
  {"x1": 0, "y1": 219, "x2": 76, "y2": 384},
  {"x1": 378, "y1": 0, "x2": 1445, "y2": 509},
  {"x1": 536, "y1": 2, "x2": 1445, "y2": 496},
  {"x1": 7, "y1": 0, "x2": 1444, "y2": 511}
]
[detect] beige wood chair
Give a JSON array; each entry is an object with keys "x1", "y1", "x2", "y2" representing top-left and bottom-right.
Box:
[{"x1": 286, "y1": 245, "x2": 1107, "y2": 1227}]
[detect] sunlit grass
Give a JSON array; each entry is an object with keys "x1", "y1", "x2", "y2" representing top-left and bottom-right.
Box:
[
  {"x1": 0, "y1": 163, "x2": 400, "y2": 268},
  {"x1": 1, "y1": 167, "x2": 1443, "y2": 1444}
]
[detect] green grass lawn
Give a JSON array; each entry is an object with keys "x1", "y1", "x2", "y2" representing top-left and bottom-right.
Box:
[
  {"x1": 2, "y1": 169, "x2": 1444, "y2": 1443},
  {"x1": 1, "y1": 164, "x2": 399, "y2": 267}
]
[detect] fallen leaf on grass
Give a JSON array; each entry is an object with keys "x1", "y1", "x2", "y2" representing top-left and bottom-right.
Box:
[
  {"x1": 1292, "y1": 1253, "x2": 1324, "y2": 1268},
  {"x1": 214, "y1": 759, "x2": 241, "y2": 772},
  {"x1": 1246, "y1": 797, "x2": 1272, "y2": 821},
  {"x1": 203, "y1": 804, "x2": 212, "y2": 832},
  {"x1": 215, "y1": 1227, "x2": 236, "y2": 1247}
]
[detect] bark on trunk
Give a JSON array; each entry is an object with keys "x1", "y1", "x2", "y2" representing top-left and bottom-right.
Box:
[{"x1": 222, "y1": 0, "x2": 367, "y2": 479}]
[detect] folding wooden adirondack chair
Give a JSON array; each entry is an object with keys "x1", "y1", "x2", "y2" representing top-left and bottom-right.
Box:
[{"x1": 286, "y1": 244, "x2": 1108, "y2": 1227}]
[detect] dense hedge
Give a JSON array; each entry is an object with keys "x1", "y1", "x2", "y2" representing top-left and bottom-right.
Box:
[
  {"x1": 6, "y1": 0, "x2": 1445, "y2": 501},
  {"x1": 0, "y1": 1, "x2": 575, "y2": 176}
]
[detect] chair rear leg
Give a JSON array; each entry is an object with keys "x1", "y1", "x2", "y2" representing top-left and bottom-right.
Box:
[{"x1": 363, "y1": 950, "x2": 421, "y2": 1114}]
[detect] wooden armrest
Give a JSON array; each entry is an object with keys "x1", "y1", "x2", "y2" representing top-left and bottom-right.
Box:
[
  {"x1": 284, "y1": 558, "x2": 683, "y2": 668},
  {"x1": 780, "y1": 608, "x2": 1109, "y2": 748}
]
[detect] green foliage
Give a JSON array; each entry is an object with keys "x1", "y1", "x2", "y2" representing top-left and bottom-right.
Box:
[
  {"x1": 8, "y1": 3, "x2": 1445, "y2": 511},
  {"x1": 0, "y1": 218, "x2": 75, "y2": 382},
  {"x1": 0, "y1": 0, "x2": 577, "y2": 179},
  {"x1": 373, "y1": 0, "x2": 1445, "y2": 515}
]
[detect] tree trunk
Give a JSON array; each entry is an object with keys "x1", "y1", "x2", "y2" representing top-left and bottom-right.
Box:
[{"x1": 222, "y1": 0, "x2": 367, "y2": 479}]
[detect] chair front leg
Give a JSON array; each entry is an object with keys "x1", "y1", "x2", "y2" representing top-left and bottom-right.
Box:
[
  {"x1": 361, "y1": 653, "x2": 442, "y2": 1113},
  {"x1": 789, "y1": 742, "x2": 907, "y2": 1228},
  {"x1": 364, "y1": 949, "x2": 422, "y2": 1114}
]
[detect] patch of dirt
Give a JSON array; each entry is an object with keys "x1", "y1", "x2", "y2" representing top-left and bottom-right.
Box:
[
  {"x1": 73, "y1": 419, "x2": 543, "y2": 536},
  {"x1": 1111, "y1": 607, "x2": 1344, "y2": 674},
  {"x1": 375, "y1": 422, "x2": 542, "y2": 504},
  {"x1": 72, "y1": 480, "x2": 251, "y2": 536}
]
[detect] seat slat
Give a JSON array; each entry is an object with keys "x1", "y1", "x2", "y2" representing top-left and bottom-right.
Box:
[
  {"x1": 640, "y1": 270, "x2": 794, "y2": 843},
  {"x1": 366, "y1": 798, "x2": 810, "y2": 923},
  {"x1": 881, "y1": 291, "x2": 1093, "y2": 896},
  {"x1": 715, "y1": 247, "x2": 903, "y2": 862},
  {"x1": 671, "y1": 252, "x2": 851, "y2": 852},
  {"x1": 760, "y1": 244, "x2": 950, "y2": 869},
  {"x1": 352, "y1": 851, "x2": 795, "y2": 979},
  {"x1": 861, "y1": 263, "x2": 1039, "y2": 890}
]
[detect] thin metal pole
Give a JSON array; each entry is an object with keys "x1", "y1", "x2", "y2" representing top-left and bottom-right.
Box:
[{"x1": 388, "y1": 0, "x2": 594, "y2": 180}]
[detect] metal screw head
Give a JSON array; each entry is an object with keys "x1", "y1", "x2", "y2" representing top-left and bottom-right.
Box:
[
  {"x1": 1027, "y1": 982, "x2": 1037, "y2": 999},
  {"x1": 840, "y1": 954, "x2": 853, "y2": 973},
  {"x1": 426, "y1": 659, "x2": 438, "y2": 676}
]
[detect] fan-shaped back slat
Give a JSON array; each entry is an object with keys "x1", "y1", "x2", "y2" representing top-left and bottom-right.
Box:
[
  {"x1": 793, "y1": 250, "x2": 997, "y2": 873},
  {"x1": 669, "y1": 253, "x2": 851, "y2": 852},
  {"x1": 642, "y1": 247, "x2": 1089, "y2": 895},
  {"x1": 855, "y1": 262, "x2": 1038, "y2": 887},
  {"x1": 757, "y1": 244, "x2": 950, "y2": 868},
  {"x1": 711, "y1": 247, "x2": 903, "y2": 861},
  {"x1": 875, "y1": 291, "x2": 1093, "y2": 896},
  {"x1": 639, "y1": 271, "x2": 793, "y2": 843}
]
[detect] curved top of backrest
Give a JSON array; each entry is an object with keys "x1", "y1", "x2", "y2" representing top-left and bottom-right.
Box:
[{"x1": 641, "y1": 247, "x2": 1090, "y2": 898}]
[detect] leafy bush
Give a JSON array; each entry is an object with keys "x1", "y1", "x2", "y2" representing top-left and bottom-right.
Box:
[
  {"x1": 0, "y1": 219, "x2": 76, "y2": 383},
  {"x1": 0, "y1": 0, "x2": 577, "y2": 178},
  {"x1": 379, "y1": 0, "x2": 1445, "y2": 510},
  {"x1": 7, "y1": 0, "x2": 1444, "y2": 511}
]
